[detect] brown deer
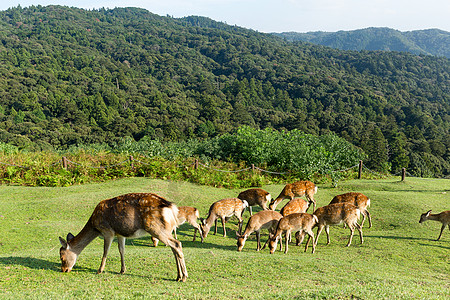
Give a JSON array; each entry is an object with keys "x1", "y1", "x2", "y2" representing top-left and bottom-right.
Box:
[
  {"x1": 419, "y1": 210, "x2": 450, "y2": 241},
  {"x1": 236, "y1": 210, "x2": 282, "y2": 251},
  {"x1": 200, "y1": 198, "x2": 248, "y2": 240},
  {"x1": 58, "y1": 193, "x2": 188, "y2": 282},
  {"x1": 152, "y1": 206, "x2": 203, "y2": 247},
  {"x1": 267, "y1": 213, "x2": 318, "y2": 254},
  {"x1": 237, "y1": 188, "x2": 271, "y2": 216},
  {"x1": 329, "y1": 192, "x2": 372, "y2": 228},
  {"x1": 268, "y1": 181, "x2": 318, "y2": 212},
  {"x1": 306, "y1": 202, "x2": 363, "y2": 248},
  {"x1": 280, "y1": 198, "x2": 309, "y2": 217}
]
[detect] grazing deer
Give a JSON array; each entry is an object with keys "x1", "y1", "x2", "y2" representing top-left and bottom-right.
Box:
[
  {"x1": 267, "y1": 213, "x2": 318, "y2": 254},
  {"x1": 307, "y1": 202, "x2": 363, "y2": 248},
  {"x1": 329, "y1": 192, "x2": 372, "y2": 228},
  {"x1": 268, "y1": 181, "x2": 318, "y2": 212},
  {"x1": 200, "y1": 198, "x2": 248, "y2": 240},
  {"x1": 237, "y1": 188, "x2": 271, "y2": 216},
  {"x1": 152, "y1": 206, "x2": 203, "y2": 247},
  {"x1": 236, "y1": 210, "x2": 282, "y2": 251},
  {"x1": 58, "y1": 193, "x2": 188, "y2": 282},
  {"x1": 419, "y1": 210, "x2": 450, "y2": 241},
  {"x1": 280, "y1": 198, "x2": 309, "y2": 217}
]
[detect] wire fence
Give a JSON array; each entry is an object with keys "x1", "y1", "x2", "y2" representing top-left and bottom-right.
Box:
[{"x1": 0, "y1": 156, "x2": 420, "y2": 181}]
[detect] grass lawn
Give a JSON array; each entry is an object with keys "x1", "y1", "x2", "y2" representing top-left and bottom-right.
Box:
[{"x1": 0, "y1": 177, "x2": 449, "y2": 299}]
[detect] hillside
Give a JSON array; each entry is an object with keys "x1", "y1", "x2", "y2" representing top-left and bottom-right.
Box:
[
  {"x1": 0, "y1": 6, "x2": 449, "y2": 177},
  {"x1": 274, "y1": 27, "x2": 450, "y2": 58}
]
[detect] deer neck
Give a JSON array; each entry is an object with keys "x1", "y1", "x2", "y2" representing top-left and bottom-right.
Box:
[
  {"x1": 69, "y1": 222, "x2": 100, "y2": 254},
  {"x1": 204, "y1": 214, "x2": 218, "y2": 229},
  {"x1": 427, "y1": 213, "x2": 441, "y2": 222}
]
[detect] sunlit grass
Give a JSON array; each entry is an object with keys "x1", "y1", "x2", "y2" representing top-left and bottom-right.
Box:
[{"x1": 0, "y1": 177, "x2": 449, "y2": 299}]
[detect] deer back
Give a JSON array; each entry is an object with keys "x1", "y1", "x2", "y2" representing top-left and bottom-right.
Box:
[
  {"x1": 314, "y1": 203, "x2": 360, "y2": 226},
  {"x1": 280, "y1": 198, "x2": 309, "y2": 216},
  {"x1": 177, "y1": 206, "x2": 199, "y2": 225},
  {"x1": 238, "y1": 188, "x2": 271, "y2": 207},
  {"x1": 90, "y1": 193, "x2": 178, "y2": 237},
  {"x1": 329, "y1": 192, "x2": 370, "y2": 210}
]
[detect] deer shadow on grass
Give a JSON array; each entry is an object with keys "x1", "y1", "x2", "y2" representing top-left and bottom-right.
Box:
[
  {"x1": 129, "y1": 229, "x2": 239, "y2": 251},
  {"x1": 0, "y1": 256, "x2": 61, "y2": 272},
  {"x1": 366, "y1": 235, "x2": 450, "y2": 249},
  {"x1": 0, "y1": 256, "x2": 183, "y2": 282}
]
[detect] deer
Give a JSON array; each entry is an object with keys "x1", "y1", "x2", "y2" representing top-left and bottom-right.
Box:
[
  {"x1": 329, "y1": 192, "x2": 372, "y2": 228},
  {"x1": 419, "y1": 210, "x2": 450, "y2": 241},
  {"x1": 306, "y1": 202, "x2": 363, "y2": 249},
  {"x1": 237, "y1": 188, "x2": 271, "y2": 216},
  {"x1": 58, "y1": 193, "x2": 188, "y2": 282},
  {"x1": 268, "y1": 181, "x2": 318, "y2": 212},
  {"x1": 280, "y1": 198, "x2": 309, "y2": 217},
  {"x1": 236, "y1": 210, "x2": 282, "y2": 251},
  {"x1": 267, "y1": 213, "x2": 318, "y2": 254},
  {"x1": 152, "y1": 206, "x2": 203, "y2": 247},
  {"x1": 200, "y1": 198, "x2": 248, "y2": 240}
]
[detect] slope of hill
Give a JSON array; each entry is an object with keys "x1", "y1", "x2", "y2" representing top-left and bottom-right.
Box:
[
  {"x1": 274, "y1": 27, "x2": 450, "y2": 58},
  {"x1": 0, "y1": 6, "x2": 449, "y2": 177}
]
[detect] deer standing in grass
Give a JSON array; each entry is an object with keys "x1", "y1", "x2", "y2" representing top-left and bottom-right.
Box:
[
  {"x1": 236, "y1": 210, "x2": 282, "y2": 251},
  {"x1": 152, "y1": 206, "x2": 203, "y2": 247},
  {"x1": 306, "y1": 202, "x2": 363, "y2": 249},
  {"x1": 269, "y1": 181, "x2": 317, "y2": 212},
  {"x1": 237, "y1": 188, "x2": 271, "y2": 216},
  {"x1": 58, "y1": 193, "x2": 188, "y2": 282},
  {"x1": 329, "y1": 192, "x2": 372, "y2": 228},
  {"x1": 419, "y1": 210, "x2": 450, "y2": 241},
  {"x1": 200, "y1": 198, "x2": 248, "y2": 240},
  {"x1": 267, "y1": 213, "x2": 318, "y2": 254}
]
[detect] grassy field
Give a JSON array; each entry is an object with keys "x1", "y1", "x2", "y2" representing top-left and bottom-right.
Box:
[{"x1": 0, "y1": 177, "x2": 449, "y2": 299}]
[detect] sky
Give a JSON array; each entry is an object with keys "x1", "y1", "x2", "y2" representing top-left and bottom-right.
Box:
[{"x1": 1, "y1": 0, "x2": 449, "y2": 33}]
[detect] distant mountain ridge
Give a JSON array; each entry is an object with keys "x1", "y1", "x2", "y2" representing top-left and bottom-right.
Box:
[{"x1": 274, "y1": 28, "x2": 450, "y2": 58}]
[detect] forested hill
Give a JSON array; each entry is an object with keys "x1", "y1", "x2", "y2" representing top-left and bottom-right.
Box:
[
  {"x1": 274, "y1": 27, "x2": 450, "y2": 58},
  {"x1": 0, "y1": 5, "x2": 449, "y2": 177}
]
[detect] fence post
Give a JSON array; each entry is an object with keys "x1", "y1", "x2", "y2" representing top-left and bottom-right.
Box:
[
  {"x1": 401, "y1": 168, "x2": 406, "y2": 181},
  {"x1": 358, "y1": 160, "x2": 363, "y2": 179},
  {"x1": 62, "y1": 156, "x2": 68, "y2": 170},
  {"x1": 251, "y1": 164, "x2": 255, "y2": 173},
  {"x1": 129, "y1": 155, "x2": 134, "y2": 169},
  {"x1": 194, "y1": 159, "x2": 199, "y2": 169}
]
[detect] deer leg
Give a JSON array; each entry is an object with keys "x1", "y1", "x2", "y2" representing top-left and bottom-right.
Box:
[
  {"x1": 117, "y1": 236, "x2": 126, "y2": 274},
  {"x1": 436, "y1": 224, "x2": 446, "y2": 241},
  {"x1": 256, "y1": 230, "x2": 261, "y2": 251},
  {"x1": 305, "y1": 229, "x2": 315, "y2": 253},
  {"x1": 346, "y1": 224, "x2": 355, "y2": 247},
  {"x1": 314, "y1": 225, "x2": 325, "y2": 247},
  {"x1": 221, "y1": 217, "x2": 227, "y2": 237},
  {"x1": 98, "y1": 233, "x2": 114, "y2": 274},
  {"x1": 173, "y1": 227, "x2": 178, "y2": 239},
  {"x1": 214, "y1": 219, "x2": 218, "y2": 235},
  {"x1": 357, "y1": 222, "x2": 364, "y2": 244},
  {"x1": 285, "y1": 230, "x2": 291, "y2": 254},
  {"x1": 296, "y1": 230, "x2": 306, "y2": 246},
  {"x1": 151, "y1": 236, "x2": 159, "y2": 247},
  {"x1": 325, "y1": 225, "x2": 331, "y2": 245},
  {"x1": 366, "y1": 209, "x2": 372, "y2": 228},
  {"x1": 154, "y1": 231, "x2": 188, "y2": 282},
  {"x1": 237, "y1": 215, "x2": 243, "y2": 235}
]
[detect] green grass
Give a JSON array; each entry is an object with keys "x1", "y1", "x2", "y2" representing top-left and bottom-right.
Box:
[{"x1": 0, "y1": 177, "x2": 449, "y2": 299}]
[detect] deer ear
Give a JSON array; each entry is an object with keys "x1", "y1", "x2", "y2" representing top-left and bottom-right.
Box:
[
  {"x1": 59, "y1": 237, "x2": 68, "y2": 248},
  {"x1": 426, "y1": 210, "x2": 432, "y2": 216},
  {"x1": 200, "y1": 218, "x2": 206, "y2": 225},
  {"x1": 67, "y1": 233, "x2": 75, "y2": 242}
]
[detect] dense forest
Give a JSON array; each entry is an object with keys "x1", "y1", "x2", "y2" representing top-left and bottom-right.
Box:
[
  {"x1": 274, "y1": 27, "x2": 450, "y2": 58},
  {"x1": 0, "y1": 5, "x2": 449, "y2": 177}
]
